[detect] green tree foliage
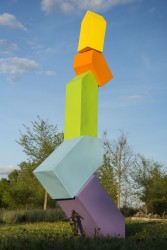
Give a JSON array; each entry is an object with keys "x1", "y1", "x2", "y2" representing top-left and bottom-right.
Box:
[
  {"x1": 96, "y1": 154, "x2": 117, "y2": 203},
  {"x1": 133, "y1": 155, "x2": 167, "y2": 215},
  {"x1": 1, "y1": 170, "x2": 20, "y2": 209},
  {"x1": 17, "y1": 116, "x2": 64, "y2": 164},
  {"x1": 1, "y1": 119, "x2": 167, "y2": 214},
  {"x1": 0, "y1": 178, "x2": 9, "y2": 208},
  {"x1": 16, "y1": 117, "x2": 64, "y2": 209},
  {"x1": 0, "y1": 163, "x2": 54, "y2": 210},
  {"x1": 0, "y1": 117, "x2": 64, "y2": 210}
]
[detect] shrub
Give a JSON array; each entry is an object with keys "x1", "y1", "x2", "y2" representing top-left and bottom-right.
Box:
[
  {"x1": 0, "y1": 210, "x2": 26, "y2": 224},
  {"x1": 0, "y1": 208, "x2": 66, "y2": 224},
  {"x1": 120, "y1": 206, "x2": 138, "y2": 217},
  {"x1": 24, "y1": 208, "x2": 66, "y2": 223}
]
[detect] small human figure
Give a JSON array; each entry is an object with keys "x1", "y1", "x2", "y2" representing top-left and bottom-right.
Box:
[{"x1": 69, "y1": 209, "x2": 84, "y2": 236}]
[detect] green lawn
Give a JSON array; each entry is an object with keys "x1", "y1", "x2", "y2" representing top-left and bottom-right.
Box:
[{"x1": 0, "y1": 220, "x2": 167, "y2": 250}]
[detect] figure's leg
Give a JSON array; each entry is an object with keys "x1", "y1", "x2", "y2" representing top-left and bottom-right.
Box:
[
  {"x1": 78, "y1": 221, "x2": 84, "y2": 235},
  {"x1": 74, "y1": 222, "x2": 78, "y2": 236}
]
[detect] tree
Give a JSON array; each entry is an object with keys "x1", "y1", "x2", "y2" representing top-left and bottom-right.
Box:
[
  {"x1": 0, "y1": 162, "x2": 56, "y2": 210},
  {"x1": 103, "y1": 131, "x2": 136, "y2": 208},
  {"x1": 17, "y1": 116, "x2": 64, "y2": 209},
  {"x1": 14, "y1": 162, "x2": 46, "y2": 209},
  {"x1": 96, "y1": 154, "x2": 117, "y2": 203},
  {"x1": 0, "y1": 178, "x2": 10, "y2": 208},
  {"x1": 1, "y1": 170, "x2": 20, "y2": 209},
  {"x1": 17, "y1": 116, "x2": 63, "y2": 164},
  {"x1": 132, "y1": 155, "x2": 167, "y2": 215}
]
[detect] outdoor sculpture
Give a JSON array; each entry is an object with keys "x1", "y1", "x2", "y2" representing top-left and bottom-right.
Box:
[{"x1": 34, "y1": 10, "x2": 125, "y2": 238}]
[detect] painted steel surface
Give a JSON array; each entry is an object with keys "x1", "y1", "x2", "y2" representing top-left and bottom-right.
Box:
[
  {"x1": 64, "y1": 71, "x2": 98, "y2": 140},
  {"x1": 34, "y1": 136, "x2": 103, "y2": 199},
  {"x1": 58, "y1": 175, "x2": 125, "y2": 237}
]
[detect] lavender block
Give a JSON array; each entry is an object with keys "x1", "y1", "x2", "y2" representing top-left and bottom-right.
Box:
[{"x1": 58, "y1": 175, "x2": 125, "y2": 238}]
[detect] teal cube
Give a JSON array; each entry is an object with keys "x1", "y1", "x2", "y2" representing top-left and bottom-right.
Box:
[{"x1": 33, "y1": 136, "x2": 103, "y2": 199}]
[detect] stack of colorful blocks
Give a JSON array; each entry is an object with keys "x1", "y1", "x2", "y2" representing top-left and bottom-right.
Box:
[{"x1": 34, "y1": 10, "x2": 125, "y2": 237}]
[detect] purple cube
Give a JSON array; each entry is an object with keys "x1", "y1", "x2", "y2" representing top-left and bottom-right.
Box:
[{"x1": 58, "y1": 175, "x2": 125, "y2": 237}]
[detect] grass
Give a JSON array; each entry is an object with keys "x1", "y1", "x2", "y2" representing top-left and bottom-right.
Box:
[
  {"x1": 126, "y1": 219, "x2": 167, "y2": 240},
  {"x1": 0, "y1": 219, "x2": 167, "y2": 250}
]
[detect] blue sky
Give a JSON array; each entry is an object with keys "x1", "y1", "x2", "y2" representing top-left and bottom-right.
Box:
[{"x1": 0, "y1": 0, "x2": 167, "y2": 177}]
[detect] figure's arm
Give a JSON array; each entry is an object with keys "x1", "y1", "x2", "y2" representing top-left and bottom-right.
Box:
[{"x1": 79, "y1": 215, "x2": 84, "y2": 220}]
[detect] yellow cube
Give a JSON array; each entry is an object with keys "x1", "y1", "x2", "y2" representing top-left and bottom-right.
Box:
[{"x1": 78, "y1": 10, "x2": 106, "y2": 53}]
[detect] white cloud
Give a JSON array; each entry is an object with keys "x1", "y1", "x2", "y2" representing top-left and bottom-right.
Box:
[
  {"x1": 38, "y1": 70, "x2": 56, "y2": 77},
  {"x1": 0, "y1": 39, "x2": 18, "y2": 55},
  {"x1": 0, "y1": 165, "x2": 18, "y2": 177},
  {"x1": 41, "y1": 0, "x2": 57, "y2": 14},
  {"x1": 0, "y1": 57, "x2": 39, "y2": 81},
  {"x1": 126, "y1": 95, "x2": 142, "y2": 100},
  {"x1": 36, "y1": 47, "x2": 57, "y2": 55},
  {"x1": 45, "y1": 70, "x2": 56, "y2": 76},
  {"x1": 60, "y1": 2, "x2": 74, "y2": 14},
  {"x1": 0, "y1": 13, "x2": 27, "y2": 30},
  {"x1": 41, "y1": 0, "x2": 137, "y2": 14},
  {"x1": 45, "y1": 48, "x2": 57, "y2": 53}
]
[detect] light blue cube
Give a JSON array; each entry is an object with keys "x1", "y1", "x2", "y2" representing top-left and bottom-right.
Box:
[{"x1": 33, "y1": 136, "x2": 103, "y2": 199}]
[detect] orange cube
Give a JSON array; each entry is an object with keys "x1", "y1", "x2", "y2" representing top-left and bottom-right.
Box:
[{"x1": 73, "y1": 49, "x2": 113, "y2": 87}]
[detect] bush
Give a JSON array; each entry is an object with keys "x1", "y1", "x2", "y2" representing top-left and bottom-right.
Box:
[
  {"x1": 24, "y1": 208, "x2": 66, "y2": 223},
  {"x1": 0, "y1": 210, "x2": 25, "y2": 224},
  {"x1": 120, "y1": 206, "x2": 138, "y2": 217},
  {"x1": 0, "y1": 208, "x2": 66, "y2": 224}
]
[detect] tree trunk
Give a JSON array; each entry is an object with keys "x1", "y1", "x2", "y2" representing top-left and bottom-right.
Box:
[
  {"x1": 44, "y1": 191, "x2": 47, "y2": 210},
  {"x1": 117, "y1": 178, "x2": 121, "y2": 208}
]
